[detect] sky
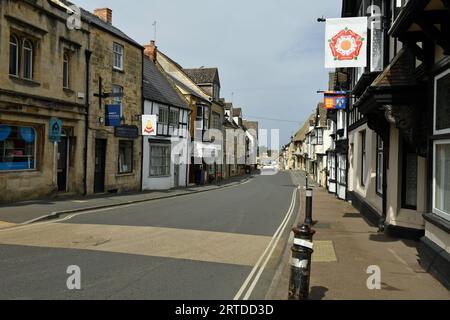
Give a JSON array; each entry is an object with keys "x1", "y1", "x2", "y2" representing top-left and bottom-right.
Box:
[{"x1": 75, "y1": 0, "x2": 341, "y2": 147}]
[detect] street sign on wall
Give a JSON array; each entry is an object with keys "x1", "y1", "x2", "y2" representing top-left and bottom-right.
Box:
[
  {"x1": 105, "y1": 104, "x2": 121, "y2": 127},
  {"x1": 49, "y1": 118, "x2": 62, "y2": 143},
  {"x1": 325, "y1": 17, "x2": 368, "y2": 69},
  {"x1": 142, "y1": 115, "x2": 158, "y2": 136}
]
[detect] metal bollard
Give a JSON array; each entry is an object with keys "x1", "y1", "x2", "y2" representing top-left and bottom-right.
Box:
[
  {"x1": 305, "y1": 188, "x2": 313, "y2": 226},
  {"x1": 288, "y1": 224, "x2": 315, "y2": 300}
]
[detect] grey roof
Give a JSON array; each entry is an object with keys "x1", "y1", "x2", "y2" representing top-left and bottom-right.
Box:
[
  {"x1": 62, "y1": 1, "x2": 141, "y2": 48},
  {"x1": 183, "y1": 68, "x2": 220, "y2": 86},
  {"x1": 143, "y1": 58, "x2": 189, "y2": 110}
]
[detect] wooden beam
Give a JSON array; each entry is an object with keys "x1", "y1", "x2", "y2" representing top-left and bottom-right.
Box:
[{"x1": 416, "y1": 17, "x2": 450, "y2": 54}]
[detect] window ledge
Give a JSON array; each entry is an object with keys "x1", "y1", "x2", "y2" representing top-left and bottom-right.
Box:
[
  {"x1": 113, "y1": 68, "x2": 125, "y2": 74},
  {"x1": 116, "y1": 172, "x2": 135, "y2": 177},
  {"x1": 423, "y1": 212, "x2": 450, "y2": 233},
  {"x1": 63, "y1": 88, "x2": 75, "y2": 95},
  {"x1": 9, "y1": 76, "x2": 40, "y2": 87}
]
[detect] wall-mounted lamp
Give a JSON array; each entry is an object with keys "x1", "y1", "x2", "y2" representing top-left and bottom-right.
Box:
[{"x1": 98, "y1": 117, "x2": 104, "y2": 125}]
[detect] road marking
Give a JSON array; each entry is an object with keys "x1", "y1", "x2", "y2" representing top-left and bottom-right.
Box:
[
  {"x1": 0, "y1": 223, "x2": 271, "y2": 267},
  {"x1": 234, "y1": 187, "x2": 298, "y2": 300}
]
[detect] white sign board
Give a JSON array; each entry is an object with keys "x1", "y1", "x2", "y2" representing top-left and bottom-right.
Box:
[
  {"x1": 142, "y1": 115, "x2": 158, "y2": 136},
  {"x1": 325, "y1": 17, "x2": 368, "y2": 69}
]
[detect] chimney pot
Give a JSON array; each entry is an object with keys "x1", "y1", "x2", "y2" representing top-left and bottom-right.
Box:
[{"x1": 94, "y1": 8, "x2": 112, "y2": 24}]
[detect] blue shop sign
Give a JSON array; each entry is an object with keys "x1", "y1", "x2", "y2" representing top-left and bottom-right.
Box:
[{"x1": 106, "y1": 104, "x2": 121, "y2": 127}]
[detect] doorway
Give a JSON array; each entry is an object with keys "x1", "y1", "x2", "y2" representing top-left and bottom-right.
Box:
[
  {"x1": 94, "y1": 139, "x2": 107, "y2": 193},
  {"x1": 57, "y1": 130, "x2": 69, "y2": 192}
]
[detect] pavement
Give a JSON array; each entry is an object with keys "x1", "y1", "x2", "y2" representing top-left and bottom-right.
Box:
[
  {"x1": 267, "y1": 171, "x2": 450, "y2": 300},
  {"x1": 0, "y1": 174, "x2": 253, "y2": 229},
  {"x1": 0, "y1": 171, "x2": 299, "y2": 300}
]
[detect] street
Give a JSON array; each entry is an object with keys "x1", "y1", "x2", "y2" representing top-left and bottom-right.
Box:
[{"x1": 0, "y1": 172, "x2": 299, "y2": 300}]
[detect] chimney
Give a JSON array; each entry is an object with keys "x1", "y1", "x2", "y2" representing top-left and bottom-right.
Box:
[
  {"x1": 144, "y1": 40, "x2": 157, "y2": 63},
  {"x1": 94, "y1": 8, "x2": 112, "y2": 24}
]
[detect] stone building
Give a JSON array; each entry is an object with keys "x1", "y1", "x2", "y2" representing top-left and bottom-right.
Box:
[
  {"x1": 0, "y1": 0, "x2": 90, "y2": 202},
  {"x1": 84, "y1": 8, "x2": 143, "y2": 195}
]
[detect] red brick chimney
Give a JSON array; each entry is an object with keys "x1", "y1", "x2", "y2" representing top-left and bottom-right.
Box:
[
  {"x1": 94, "y1": 8, "x2": 112, "y2": 24},
  {"x1": 144, "y1": 40, "x2": 158, "y2": 62}
]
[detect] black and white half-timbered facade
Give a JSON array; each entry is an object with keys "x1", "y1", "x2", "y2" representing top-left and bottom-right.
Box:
[{"x1": 142, "y1": 56, "x2": 190, "y2": 190}]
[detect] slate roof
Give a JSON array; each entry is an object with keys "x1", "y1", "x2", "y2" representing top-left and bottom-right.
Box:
[
  {"x1": 371, "y1": 48, "x2": 417, "y2": 87},
  {"x1": 183, "y1": 68, "x2": 220, "y2": 85},
  {"x1": 61, "y1": 0, "x2": 141, "y2": 48},
  {"x1": 143, "y1": 58, "x2": 188, "y2": 109}
]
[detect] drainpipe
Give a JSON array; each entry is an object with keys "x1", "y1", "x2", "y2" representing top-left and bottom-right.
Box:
[
  {"x1": 83, "y1": 48, "x2": 92, "y2": 196},
  {"x1": 140, "y1": 50, "x2": 144, "y2": 192},
  {"x1": 380, "y1": 133, "x2": 389, "y2": 233}
]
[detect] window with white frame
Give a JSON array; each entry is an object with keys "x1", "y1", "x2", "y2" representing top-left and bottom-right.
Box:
[
  {"x1": 317, "y1": 129, "x2": 324, "y2": 145},
  {"x1": 63, "y1": 53, "x2": 70, "y2": 89},
  {"x1": 149, "y1": 144, "x2": 171, "y2": 177},
  {"x1": 329, "y1": 155, "x2": 336, "y2": 180},
  {"x1": 433, "y1": 140, "x2": 450, "y2": 220},
  {"x1": 376, "y1": 135, "x2": 383, "y2": 195},
  {"x1": 113, "y1": 43, "x2": 124, "y2": 70}
]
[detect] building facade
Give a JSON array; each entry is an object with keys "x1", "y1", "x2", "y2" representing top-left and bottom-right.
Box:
[
  {"x1": 84, "y1": 8, "x2": 143, "y2": 195},
  {"x1": 141, "y1": 47, "x2": 190, "y2": 190},
  {"x1": 0, "y1": 0, "x2": 90, "y2": 202}
]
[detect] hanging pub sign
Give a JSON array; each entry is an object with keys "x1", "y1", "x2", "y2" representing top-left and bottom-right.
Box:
[
  {"x1": 105, "y1": 104, "x2": 121, "y2": 127},
  {"x1": 49, "y1": 118, "x2": 62, "y2": 143},
  {"x1": 325, "y1": 17, "x2": 368, "y2": 69},
  {"x1": 141, "y1": 115, "x2": 158, "y2": 136},
  {"x1": 324, "y1": 91, "x2": 348, "y2": 110}
]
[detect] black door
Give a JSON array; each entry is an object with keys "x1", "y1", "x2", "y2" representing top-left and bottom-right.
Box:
[
  {"x1": 57, "y1": 136, "x2": 68, "y2": 192},
  {"x1": 94, "y1": 139, "x2": 106, "y2": 193}
]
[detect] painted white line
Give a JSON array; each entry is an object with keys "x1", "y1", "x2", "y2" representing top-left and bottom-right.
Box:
[
  {"x1": 242, "y1": 190, "x2": 297, "y2": 300},
  {"x1": 233, "y1": 188, "x2": 297, "y2": 300}
]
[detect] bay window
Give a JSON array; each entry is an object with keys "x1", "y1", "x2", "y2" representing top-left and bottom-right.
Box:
[
  {"x1": 432, "y1": 69, "x2": 450, "y2": 221},
  {"x1": 0, "y1": 125, "x2": 36, "y2": 171}
]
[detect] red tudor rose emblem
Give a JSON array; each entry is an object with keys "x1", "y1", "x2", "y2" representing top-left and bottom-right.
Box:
[{"x1": 329, "y1": 28, "x2": 365, "y2": 61}]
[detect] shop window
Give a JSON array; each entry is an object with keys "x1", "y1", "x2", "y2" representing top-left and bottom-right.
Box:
[
  {"x1": 0, "y1": 125, "x2": 36, "y2": 171},
  {"x1": 434, "y1": 141, "x2": 450, "y2": 220},
  {"x1": 149, "y1": 144, "x2": 171, "y2": 177},
  {"x1": 118, "y1": 140, "x2": 133, "y2": 174}
]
